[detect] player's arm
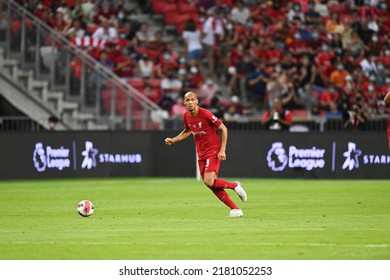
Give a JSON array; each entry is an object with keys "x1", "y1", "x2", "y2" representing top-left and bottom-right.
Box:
[
  {"x1": 384, "y1": 91, "x2": 390, "y2": 105},
  {"x1": 164, "y1": 128, "x2": 192, "y2": 146},
  {"x1": 217, "y1": 122, "x2": 228, "y2": 160}
]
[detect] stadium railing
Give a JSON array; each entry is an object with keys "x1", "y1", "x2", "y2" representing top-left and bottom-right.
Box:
[{"x1": 0, "y1": 0, "x2": 162, "y2": 130}]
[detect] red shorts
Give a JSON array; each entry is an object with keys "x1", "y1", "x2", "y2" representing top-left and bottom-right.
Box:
[{"x1": 198, "y1": 155, "x2": 221, "y2": 179}]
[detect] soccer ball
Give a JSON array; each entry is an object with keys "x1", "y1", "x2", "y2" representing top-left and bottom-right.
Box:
[{"x1": 77, "y1": 200, "x2": 94, "y2": 217}]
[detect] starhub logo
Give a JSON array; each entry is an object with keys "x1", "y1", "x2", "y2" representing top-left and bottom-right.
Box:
[
  {"x1": 342, "y1": 142, "x2": 390, "y2": 171},
  {"x1": 267, "y1": 142, "x2": 326, "y2": 172},
  {"x1": 81, "y1": 141, "x2": 142, "y2": 170}
]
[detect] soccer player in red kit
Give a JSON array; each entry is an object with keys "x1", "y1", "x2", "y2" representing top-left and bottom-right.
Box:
[
  {"x1": 164, "y1": 91, "x2": 247, "y2": 217},
  {"x1": 384, "y1": 92, "x2": 390, "y2": 150}
]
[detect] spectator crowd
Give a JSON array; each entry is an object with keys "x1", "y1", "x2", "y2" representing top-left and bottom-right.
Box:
[{"x1": 10, "y1": 0, "x2": 390, "y2": 130}]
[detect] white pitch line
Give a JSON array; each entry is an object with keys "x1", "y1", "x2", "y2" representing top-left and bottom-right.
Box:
[
  {"x1": 1, "y1": 228, "x2": 390, "y2": 234},
  {"x1": 0, "y1": 241, "x2": 389, "y2": 248}
]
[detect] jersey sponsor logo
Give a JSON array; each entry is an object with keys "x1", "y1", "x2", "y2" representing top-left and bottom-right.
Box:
[
  {"x1": 267, "y1": 142, "x2": 326, "y2": 172},
  {"x1": 192, "y1": 131, "x2": 206, "y2": 137}
]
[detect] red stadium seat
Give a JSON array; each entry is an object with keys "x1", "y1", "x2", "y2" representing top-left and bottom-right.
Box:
[
  {"x1": 152, "y1": 1, "x2": 178, "y2": 15},
  {"x1": 127, "y1": 79, "x2": 145, "y2": 90},
  {"x1": 178, "y1": 2, "x2": 197, "y2": 14},
  {"x1": 146, "y1": 78, "x2": 162, "y2": 89},
  {"x1": 290, "y1": 110, "x2": 309, "y2": 117}
]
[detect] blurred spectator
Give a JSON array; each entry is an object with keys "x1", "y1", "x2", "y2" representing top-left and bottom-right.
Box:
[
  {"x1": 182, "y1": 18, "x2": 203, "y2": 68},
  {"x1": 66, "y1": 18, "x2": 86, "y2": 39},
  {"x1": 359, "y1": 53, "x2": 377, "y2": 76},
  {"x1": 325, "y1": 13, "x2": 345, "y2": 35},
  {"x1": 224, "y1": 103, "x2": 241, "y2": 120},
  {"x1": 97, "y1": 49, "x2": 114, "y2": 70},
  {"x1": 313, "y1": 0, "x2": 329, "y2": 17},
  {"x1": 330, "y1": 62, "x2": 349, "y2": 88},
  {"x1": 95, "y1": 0, "x2": 117, "y2": 23},
  {"x1": 199, "y1": 77, "x2": 220, "y2": 105},
  {"x1": 261, "y1": 97, "x2": 292, "y2": 131},
  {"x1": 207, "y1": 93, "x2": 226, "y2": 119},
  {"x1": 304, "y1": 1, "x2": 322, "y2": 27},
  {"x1": 156, "y1": 42, "x2": 180, "y2": 78},
  {"x1": 161, "y1": 72, "x2": 183, "y2": 101},
  {"x1": 171, "y1": 96, "x2": 187, "y2": 118},
  {"x1": 81, "y1": 0, "x2": 97, "y2": 24},
  {"x1": 51, "y1": 10, "x2": 70, "y2": 34},
  {"x1": 319, "y1": 85, "x2": 340, "y2": 112},
  {"x1": 247, "y1": 60, "x2": 270, "y2": 109},
  {"x1": 114, "y1": 44, "x2": 137, "y2": 78},
  {"x1": 186, "y1": 64, "x2": 205, "y2": 90},
  {"x1": 47, "y1": 115, "x2": 59, "y2": 131},
  {"x1": 230, "y1": 0, "x2": 250, "y2": 25},
  {"x1": 345, "y1": 31, "x2": 365, "y2": 58},
  {"x1": 92, "y1": 18, "x2": 118, "y2": 40},
  {"x1": 136, "y1": 53, "x2": 154, "y2": 79},
  {"x1": 135, "y1": 22, "x2": 154, "y2": 47},
  {"x1": 120, "y1": 20, "x2": 137, "y2": 41},
  {"x1": 201, "y1": 6, "x2": 226, "y2": 76},
  {"x1": 288, "y1": 2, "x2": 305, "y2": 24},
  {"x1": 343, "y1": 104, "x2": 367, "y2": 131},
  {"x1": 230, "y1": 95, "x2": 253, "y2": 116}
]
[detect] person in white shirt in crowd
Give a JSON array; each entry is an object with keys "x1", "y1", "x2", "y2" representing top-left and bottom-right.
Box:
[
  {"x1": 136, "y1": 53, "x2": 155, "y2": 79},
  {"x1": 201, "y1": 6, "x2": 226, "y2": 76},
  {"x1": 161, "y1": 72, "x2": 183, "y2": 101},
  {"x1": 313, "y1": 0, "x2": 329, "y2": 17},
  {"x1": 182, "y1": 18, "x2": 203, "y2": 69},
  {"x1": 136, "y1": 22, "x2": 155, "y2": 47},
  {"x1": 92, "y1": 18, "x2": 118, "y2": 40},
  {"x1": 230, "y1": 0, "x2": 250, "y2": 25}
]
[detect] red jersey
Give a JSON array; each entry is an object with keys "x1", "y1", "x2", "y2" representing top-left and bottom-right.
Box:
[{"x1": 184, "y1": 107, "x2": 222, "y2": 160}]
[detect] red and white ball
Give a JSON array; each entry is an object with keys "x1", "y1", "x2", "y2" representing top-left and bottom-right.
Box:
[{"x1": 77, "y1": 200, "x2": 94, "y2": 217}]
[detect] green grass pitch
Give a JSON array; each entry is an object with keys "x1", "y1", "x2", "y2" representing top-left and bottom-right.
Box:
[{"x1": 0, "y1": 178, "x2": 389, "y2": 260}]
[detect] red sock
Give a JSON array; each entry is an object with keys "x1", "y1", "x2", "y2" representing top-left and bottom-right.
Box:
[
  {"x1": 210, "y1": 188, "x2": 239, "y2": 210},
  {"x1": 212, "y1": 178, "x2": 237, "y2": 189}
]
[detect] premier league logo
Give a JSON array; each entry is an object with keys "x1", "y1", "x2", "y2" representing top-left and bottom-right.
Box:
[{"x1": 267, "y1": 142, "x2": 288, "y2": 171}]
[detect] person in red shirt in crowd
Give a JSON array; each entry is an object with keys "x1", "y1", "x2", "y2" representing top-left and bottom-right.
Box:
[
  {"x1": 114, "y1": 44, "x2": 138, "y2": 78},
  {"x1": 319, "y1": 85, "x2": 340, "y2": 113},
  {"x1": 315, "y1": 43, "x2": 335, "y2": 81},
  {"x1": 156, "y1": 42, "x2": 180, "y2": 78},
  {"x1": 94, "y1": 0, "x2": 117, "y2": 23},
  {"x1": 164, "y1": 91, "x2": 247, "y2": 217},
  {"x1": 50, "y1": 10, "x2": 70, "y2": 34},
  {"x1": 264, "y1": 39, "x2": 284, "y2": 66},
  {"x1": 261, "y1": 97, "x2": 292, "y2": 131},
  {"x1": 360, "y1": 75, "x2": 381, "y2": 103},
  {"x1": 187, "y1": 64, "x2": 204, "y2": 89},
  {"x1": 379, "y1": 47, "x2": 390, "y2": 67}
]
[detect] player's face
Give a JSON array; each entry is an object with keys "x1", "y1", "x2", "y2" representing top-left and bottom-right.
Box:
[{"x1": 184, "y1": 93, "x2": 198, "y2": 112}]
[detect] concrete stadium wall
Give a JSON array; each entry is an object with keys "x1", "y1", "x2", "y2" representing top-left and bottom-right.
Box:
[{"x1": 0, "y1": 131, "x2": 389, "y2": 179}]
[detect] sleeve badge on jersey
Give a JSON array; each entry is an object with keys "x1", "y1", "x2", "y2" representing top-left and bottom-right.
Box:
[{"x1": 211, "y1": 115, "x2": 217, "y2": 122}]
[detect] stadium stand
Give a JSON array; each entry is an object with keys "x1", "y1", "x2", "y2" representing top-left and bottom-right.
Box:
[{"x1": 0, "y1": 0, "x2": 389, "y2": 131}]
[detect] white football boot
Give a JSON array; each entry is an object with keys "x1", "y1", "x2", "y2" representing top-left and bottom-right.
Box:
[
  {"x1": 234, "y1": 181, "x2": 247, "y2": 202},
  {"x1": 229, "y1": 209, "x2": 243, "y2": 217}
]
